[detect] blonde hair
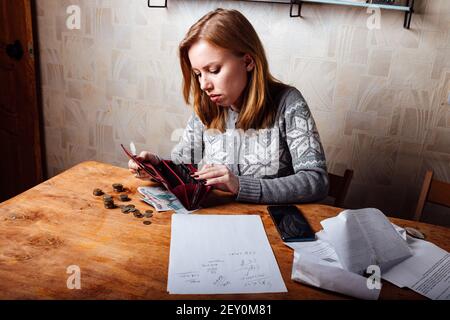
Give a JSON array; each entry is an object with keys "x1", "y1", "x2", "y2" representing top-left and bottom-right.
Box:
[{"x1": 179, "y1": 8, "x2": 282, "y2": 132}]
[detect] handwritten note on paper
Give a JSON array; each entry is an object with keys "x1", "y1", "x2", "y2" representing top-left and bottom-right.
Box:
[{"x1": 167, "y1": 214, "x2": 287, "y2": 294}]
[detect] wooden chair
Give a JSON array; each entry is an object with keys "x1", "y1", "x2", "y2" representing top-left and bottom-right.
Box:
[
  {"x1": 328, "y1": 169, "x2": 354, "y2": 208},
  {"x1": 413, "y1": 170, "x2": 450, "y2": 221}
]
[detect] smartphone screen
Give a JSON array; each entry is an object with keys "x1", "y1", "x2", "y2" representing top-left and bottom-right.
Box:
[{"x1": 267, "y1": 205, "x2": 316, "y2": 242}]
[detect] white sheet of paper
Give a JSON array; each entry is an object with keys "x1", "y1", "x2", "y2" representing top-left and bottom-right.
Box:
[
  {"x1": 320, "y1": 208, "x2": 412, "y2": 274},
  {"x1": 167, "y1": 214, "x2": 287, "y2": 294},
  {"x1": 287, "y1": 230, "x2": 381, "y2": 300},
  {"x1": 292, "y1": 251, "x2": 381, "y2": 300},
  {"x1": 285, "y1": 230, "x2": 342, "y2": 268},
  {"x1": 383, "y1": 236, "x2": 450, "y2": 300}
]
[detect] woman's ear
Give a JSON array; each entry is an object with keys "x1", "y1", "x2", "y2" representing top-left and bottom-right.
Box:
[{"x1": 244, "y1": 54, "x2": 255, "y2": 71}]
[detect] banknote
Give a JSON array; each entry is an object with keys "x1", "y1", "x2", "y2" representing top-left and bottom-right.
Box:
[{"x1": 138, "y1": 185, "x2": 194, "y2": 214}]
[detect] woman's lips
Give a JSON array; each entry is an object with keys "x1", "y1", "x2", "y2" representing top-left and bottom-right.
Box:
[{"x1": 210, "y1": 94, "x2": 221, "y2": 103}]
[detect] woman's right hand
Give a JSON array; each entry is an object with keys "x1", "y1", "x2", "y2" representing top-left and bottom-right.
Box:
[{"x1": 128, "y1": 151, "x2": 161, "y2": 179}]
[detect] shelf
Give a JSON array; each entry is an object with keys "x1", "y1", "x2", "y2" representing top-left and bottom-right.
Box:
[
  {"x1": 297, "y1": 0, "x2": 411, "y2": 12},
  {"x1": 147, "y1": 0, "x2": 415, "y2": 29},
  {"x1": 242, "y1": 0, "x2": 414, "y2": 28},
  {"x1": 289, "y1": 0, "x2": 414, "y2": 28}
]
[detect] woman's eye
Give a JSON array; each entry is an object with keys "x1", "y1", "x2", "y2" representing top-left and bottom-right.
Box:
[
  {"x1": 210, "y1": 69, "x2": 220, "y2": 74},
  {"x1": 194, "y1": 73, "x2": 201, "y2": 78}
]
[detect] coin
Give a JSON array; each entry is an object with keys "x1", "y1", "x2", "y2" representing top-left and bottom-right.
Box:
[
  {"x1": 144, "y1": 210, "x2": 153, "y2": 218},
  {"x1": 112, "y1": 183, "x2": 124, "y2": 192},
  {"x1": 119, "y1": 194, "x2": 130, "y2": 202},
  {"x1": 133, "y1": 211, "x2": 143, "y2": 218},
  {"x1": 405, "y1": 227, "x2": 425, "y2": 239},
  {"x1": 93, "y1": 188, "x2": 104, "y2": 196},
  {"x1": 143, "y1": 220, "x2": 152, "y2": 225}
]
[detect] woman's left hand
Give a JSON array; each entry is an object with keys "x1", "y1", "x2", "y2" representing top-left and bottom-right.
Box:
[{"x1": 193, "y1": 164, "x2": 239, "y2": 195}]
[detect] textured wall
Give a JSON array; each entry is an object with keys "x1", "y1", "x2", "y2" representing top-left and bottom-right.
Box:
[{"x1": 36, "y1": 0, "x2": 450, "y2": 221}]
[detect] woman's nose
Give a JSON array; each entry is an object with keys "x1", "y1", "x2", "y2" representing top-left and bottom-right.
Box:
[{"x1": 200, "y1": 75, "x2": 213, "y2": 91}]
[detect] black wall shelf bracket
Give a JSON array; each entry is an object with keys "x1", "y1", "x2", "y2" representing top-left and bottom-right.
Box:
[
  {"x1": 290, "y1": 0, "x2": 303, "y2": 17},
  {"x1": 403, "y1": 0, "x2": 414, "y2": 29},
  {"x1": 148, "y1": 0, "x2": 167, "y2": 8}
]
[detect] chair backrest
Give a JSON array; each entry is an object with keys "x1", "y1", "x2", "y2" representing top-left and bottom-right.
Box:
[
  {"x1": 328, "y1": 169, "x2": 353, "y2": 208},
  {"x1": 413, "y1": 170, "x2": 450, "y2": 221}
]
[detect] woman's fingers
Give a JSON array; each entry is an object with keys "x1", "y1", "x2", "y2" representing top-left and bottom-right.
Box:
[
  {"x1": 195, "y1": 164, "x2": 226, "y2": 176},
  {"x1": 128, "y1": 151, "x2": 161, "y2": 181},
  {"x1": 196, "y1": 163, "x2": 218, "y2": 174},
  {"x1": 128, "y1": 159, "x2": 140, "y2": 170},
  {"x1": 191, "y1": 164, "x2": 239, "y2": 195},
  {"x1": 128, "y1": 153, "x2": 157, "y2": 180},
  {"x1": 129, "y1": 151, "x2": 160, "y2": 168},
  {"x1": 135, "y1": 169, "x2": 150, "y2": 179},
  {"x1": 129, "y1": 166, "x2": 150, "y2": 179},
  {"x1": 194, "y1": 167, "x2": 228, "y2": 180},
  {"x1": 138, "y1": 151, "x2": 161, "y2": 165},
  {"x1": 204, "y1": 176, "x2": 227, "y2": 186},
  {"x1": 200, "y1": 163, "x2": 214, "y2": 170}
]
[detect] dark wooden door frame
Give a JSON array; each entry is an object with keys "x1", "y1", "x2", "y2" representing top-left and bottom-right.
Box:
[
  {"x1": 0, "y1": 0, "x2": 46, "y2": 202},
  {"x1": 30, "y1": 0, "x2": 47, "y2": 180}
]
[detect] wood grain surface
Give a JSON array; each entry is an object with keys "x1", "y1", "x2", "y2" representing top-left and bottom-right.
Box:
[{"x1": 0, "y1": 161, "x2": 448, "y2": 300}]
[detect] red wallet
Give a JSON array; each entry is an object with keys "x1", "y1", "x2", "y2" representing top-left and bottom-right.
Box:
[{"x1": 121, "y1": 144, "x2": 211, "y2": 210}]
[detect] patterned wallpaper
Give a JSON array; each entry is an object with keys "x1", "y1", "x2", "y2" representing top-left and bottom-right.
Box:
[{"x1": 36, "y1": 0, "x2": 450, "y2": 222}]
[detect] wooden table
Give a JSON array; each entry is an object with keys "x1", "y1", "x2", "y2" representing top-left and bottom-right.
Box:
[{"x1": 0, "y1": 161, "x2": 448, "y2": 300}]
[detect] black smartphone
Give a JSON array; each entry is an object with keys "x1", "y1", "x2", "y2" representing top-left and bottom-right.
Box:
[{"x1": 267, "y1": 205, "x2": 316, "y2": 242}]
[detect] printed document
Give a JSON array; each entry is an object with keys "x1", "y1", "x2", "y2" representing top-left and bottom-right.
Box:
[{"x1": 383, "y1": 235, "x2": 450, "y2": 300}]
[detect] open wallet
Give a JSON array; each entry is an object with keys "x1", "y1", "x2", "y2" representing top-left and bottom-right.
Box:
[{"x1": 121, "y1": 144, "x2": 211, "y2": 210}]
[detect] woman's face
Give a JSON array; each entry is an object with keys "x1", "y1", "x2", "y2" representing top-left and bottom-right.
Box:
[{"x1": 188, "y1": 40, "x2": 254, "y2": 110}]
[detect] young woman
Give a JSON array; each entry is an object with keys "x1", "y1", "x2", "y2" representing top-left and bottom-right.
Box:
[{"x1": 129, "y1": 8, "x2": 329, "y2": 204}]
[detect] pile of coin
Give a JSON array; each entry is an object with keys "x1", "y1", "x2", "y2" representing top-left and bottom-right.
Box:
[
  {"x1": 120, "y1": 205, "x2": 144, "y2": 218},
  {"x1": 119, "y1": 204, "x2": 153, "y2": 224},
  {"x1": 92, "y1": 184, "x2": 154, "y2": 225},
  {"x1": 120, "y1": 204, "x2": 135, "y2": 214},
  {"x1": 144, "y1": 210, "x2": 153, "y2": 218},
  {"x1": 119, "y1": 193, "x2": 130, "y2": 202},
  {"x1": 112, "y1": 183, "x2": 124, "y2": 192},
  {"x1": 103, "y1": 194, "x2": 115, "y2": 209},
  {"x1": 93, "y1": 188, "x2": 104, "y2": 196}
]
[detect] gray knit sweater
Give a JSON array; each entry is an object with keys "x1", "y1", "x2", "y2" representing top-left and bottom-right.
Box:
[{"x1": 171, "y1": 86, "x2": 329, "y2": 204}]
